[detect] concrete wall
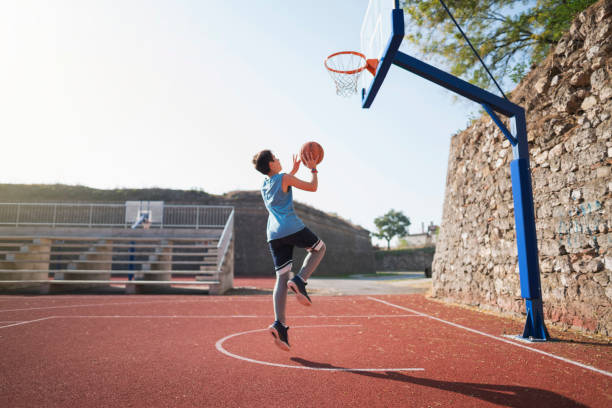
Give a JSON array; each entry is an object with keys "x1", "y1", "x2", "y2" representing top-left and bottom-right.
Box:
[
  {"x1": 375, "y1": 248, "x2": 435, "y2": 273},
  {"x1": 401, "y1": 233, "x2": 437, "y2": 248},
  {"x1": 0, "y1": 238, "x2": 51, "y2": 290},
  {"x1": 433, "y1": 0, "x2": 612, "y2": 335},
  {"x1": 220, "y1": 191, "x2": 375, "y2": 277}
]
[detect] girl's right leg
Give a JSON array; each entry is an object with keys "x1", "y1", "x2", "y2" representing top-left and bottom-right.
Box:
[
  {"x1": 273, "y1": 269, "x2": 290, "y2": 324},
  {"x1": 270, "y1": 255, "x2": 293, "y2": 351},
  {"x1": 269, "y1": 238, "x2": 293, "y2": 325}
]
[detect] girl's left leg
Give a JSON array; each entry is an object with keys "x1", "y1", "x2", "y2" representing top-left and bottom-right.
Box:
[{"x1": 297, "y1": 240, "x2": 326, "y2": 281}]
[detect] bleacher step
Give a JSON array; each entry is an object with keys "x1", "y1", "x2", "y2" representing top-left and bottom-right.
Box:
[{"x1": 0, "y1": 280, "x2": 220, "y2": 285}]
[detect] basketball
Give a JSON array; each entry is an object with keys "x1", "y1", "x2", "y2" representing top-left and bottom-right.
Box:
[{"x1": 300, "y1": 141, "x2": 324, "y2": 165}]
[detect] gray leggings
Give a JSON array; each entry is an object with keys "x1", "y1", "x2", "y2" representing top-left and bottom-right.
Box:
[{"x1": 273, "y1": 241, "x2": 326, "y2": 324}]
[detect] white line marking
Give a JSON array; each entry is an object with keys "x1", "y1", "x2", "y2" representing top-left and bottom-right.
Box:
[
  {"x1": 51, "y1": 314, "x2": 422, "y2": 319},
  {"x1": 368, "y1": 297, "x2": 612, "y2": 378},
  {"x1": 0, "y1": 316, "x2": 53, "y2": 329},
  {"x1": 215, "y1": 324, "x2": 424, "y2": 372},
  {"x1": 0, "y1": 297, "x2": 350, "y2": 313},
  {"x1": 0, "y1": 299, "x2": 236, "y2": 313}
]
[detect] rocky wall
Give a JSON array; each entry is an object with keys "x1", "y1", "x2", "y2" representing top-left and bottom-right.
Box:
[{"x1": 433, "y1": 0, "x2": 612, "y2": 335}]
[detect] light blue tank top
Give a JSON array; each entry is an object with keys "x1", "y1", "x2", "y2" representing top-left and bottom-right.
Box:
[{"x1": 261, "y1": 173, "x2": 305, "y2": 241}]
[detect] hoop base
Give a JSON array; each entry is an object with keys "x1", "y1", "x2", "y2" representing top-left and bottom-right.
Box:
[{"x1": 366, "y1": 59, "x2": 379, "y2": 76}]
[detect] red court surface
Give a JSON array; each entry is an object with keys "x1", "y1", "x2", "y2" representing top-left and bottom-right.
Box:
[{"x1": 0, "y1": 293, "x2": 610, "y2": 407}]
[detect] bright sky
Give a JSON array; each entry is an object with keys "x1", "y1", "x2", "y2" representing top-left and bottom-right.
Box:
[{"x1": 0, "y1": 0, "x2": 482, "y2": 244}]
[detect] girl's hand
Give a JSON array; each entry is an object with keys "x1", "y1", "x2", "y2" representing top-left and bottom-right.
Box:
[
  {"x1": 302, "y1": 152, "x2": 317, "y2": 170},
  {"x1": 290, "y1": 154, "x2": 301, "y2": 175}
]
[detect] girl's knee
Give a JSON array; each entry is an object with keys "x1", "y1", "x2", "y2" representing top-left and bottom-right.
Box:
[{"x1": 307, "y1": 240, "x2": 326, "y2": 254}]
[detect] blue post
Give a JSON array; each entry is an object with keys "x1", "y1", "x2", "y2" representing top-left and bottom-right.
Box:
[
  {"x1": 361, "y1": 7, "x2": 550, "y2": 341},
  {"x1": 509, "y1": 112, "x2": 550, "y2": 340},
  {"x1": 128, "y1": 212, "x2": 149, "y2": 281}
]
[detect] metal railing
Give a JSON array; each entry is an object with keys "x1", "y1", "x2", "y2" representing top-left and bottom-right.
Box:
[
  {"x1": 0, "y1": 203, "x2": 234, "y2": 229},
  {"x1": 216, "y1": 210, "x2": 234, "y2": 270}
]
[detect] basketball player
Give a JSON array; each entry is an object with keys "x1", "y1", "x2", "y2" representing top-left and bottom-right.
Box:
[{"x1": 252, "y1": 150, "x2": 326, "y2": 351}]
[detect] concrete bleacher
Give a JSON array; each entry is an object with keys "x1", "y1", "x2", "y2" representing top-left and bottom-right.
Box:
[{"x1": 0, "y1": 202, "x2": 234, "y2": 294}]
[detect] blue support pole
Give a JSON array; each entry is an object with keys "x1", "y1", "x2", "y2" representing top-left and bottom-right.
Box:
[
  {"x1": 391, "y1": 51, "x2": 519, "y2": 117},
  {"x1": 128, "y1": 212, "x2": 149, "y2": 281},
  {"x1": 481, "y1": 104, "x2": 517, "y2": 146},
  {"x1": 363, "y1": 8, "x2": 549, "y2": 340},
  {"x1": 509, "y1": 112, "x2": 550, "y2": 341}
]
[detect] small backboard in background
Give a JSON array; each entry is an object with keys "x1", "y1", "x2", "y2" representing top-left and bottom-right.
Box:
[{"x1": 125, "y1": 201, "x2": 164, "y2": 225}]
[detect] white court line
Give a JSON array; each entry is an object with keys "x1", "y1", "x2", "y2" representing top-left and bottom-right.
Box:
[
  {"x1": 0, "y1": 314, "x2": 422, "y2": 332},
  {"x1": 0, "y1": 296, "x2": 352, "y2": 313},
  {"x1": 0, "y1": 316, "x2": 54, "y2": 329},
  {"x1": 368, "y1": 297, "x2": 612, "y2": 379},
  {"x1": 0, "y1": 299, "x2": 248, "y2": 313},
  {"x1": 215, "y1": 324, "x2": 425, "y2": 372},
  {"x1": 52, "y1": 314, "x2": 423, "y2": 319},
  {"x1": 0, "y1": 296, "x2": 349, "y2": 302},
  {"x1": 0, "y1": 300, "x2": 198, "y2": 312}
]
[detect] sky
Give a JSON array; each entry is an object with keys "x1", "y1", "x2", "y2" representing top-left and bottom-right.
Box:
[{"x1": 0, "y1": 0, "x2": 482, "y2": 245}]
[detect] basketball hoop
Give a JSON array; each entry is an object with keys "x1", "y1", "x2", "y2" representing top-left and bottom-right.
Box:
[{"x1": 324, "y1": 51, "x2": 378, "y2": 97}]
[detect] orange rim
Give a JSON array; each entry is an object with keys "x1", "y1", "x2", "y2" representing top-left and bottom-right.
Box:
[{"x1": 324, "y1": 51, "x2": 367, "y2": 74}]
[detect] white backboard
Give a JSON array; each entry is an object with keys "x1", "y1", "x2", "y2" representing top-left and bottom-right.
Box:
[
  {"x1": 125, "y1": 201, "x2": 164, "y2": 224},
  {"x1": 360, "y1": 0, "x2": 398, "y2": 91}
]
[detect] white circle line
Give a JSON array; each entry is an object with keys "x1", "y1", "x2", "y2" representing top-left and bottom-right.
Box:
[{"x1": 215, "y1": 324, "x2": 425, "y2": 372}]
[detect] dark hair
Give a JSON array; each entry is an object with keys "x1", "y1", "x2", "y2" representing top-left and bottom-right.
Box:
[{"x1": 252, "y1": 150, "x2": 274, "y2": 175}]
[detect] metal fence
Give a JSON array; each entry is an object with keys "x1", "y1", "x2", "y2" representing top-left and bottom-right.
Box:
[
  {"x1": 0, "y1": 203, "x2": 234, "y2": 229},
  {"x1": 217, "y1": 210, "x2": 234, "y2": 269}
]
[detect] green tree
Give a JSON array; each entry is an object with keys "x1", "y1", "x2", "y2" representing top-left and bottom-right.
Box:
[
  {"x1": 402, "y1": 0, "x2": 597, "y2": 91},
  {"x1": 372, "y1": 209, "x2": 411, "y2": 250}
]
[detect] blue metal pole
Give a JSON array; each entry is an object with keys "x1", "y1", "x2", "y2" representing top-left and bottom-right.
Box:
[
  {"x1": 391, "y1": 51, "x2": 519, "y2": 117},
  {"x1": 510, "y1": 111, "x2": 550, "y2": 341},
  {"x1": 128, "y1": 213, "x2": 148, "y2": 281},
  {"x1": 361, "y1": 6, "x2": 549, "y2": 340}
]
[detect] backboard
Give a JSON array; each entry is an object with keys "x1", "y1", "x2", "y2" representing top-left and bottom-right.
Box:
[
  {"x1": 125, "y1": 201, "x2": 164, "y2": 225},
  {"x1": 360, "y1": 0, "x2": 400, "y2": 94}
]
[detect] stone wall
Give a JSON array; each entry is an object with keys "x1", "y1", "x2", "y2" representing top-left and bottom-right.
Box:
[
  {"x1": 401, "y1": 233, "x2": 437, "y2": 248},
  {"x1": 433, "y1": 0, "x2": 612, "y2": 335},
  {"x1": 375, "y1": 248, "x2": 435, "y2": 273},
  {"x1": 220, "y1": 191, "x2": 375, "y2": 277}
]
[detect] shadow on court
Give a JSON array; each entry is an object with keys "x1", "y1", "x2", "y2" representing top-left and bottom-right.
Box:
[{"x1": 290, "y1": 357, "x2": 587, "y2": 408}]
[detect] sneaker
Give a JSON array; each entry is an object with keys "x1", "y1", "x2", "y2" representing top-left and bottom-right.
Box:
[
  {"x1": 268, "y1": 321, "x2": 290, "y2": 351},
  {"x1": 288, "y1": 276, "x2": 312, "y2": 306}
]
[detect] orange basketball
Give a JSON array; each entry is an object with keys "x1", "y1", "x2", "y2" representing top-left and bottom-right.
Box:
[{"x1": 300, "y1": 141, "x2": 324, "y2": 165}]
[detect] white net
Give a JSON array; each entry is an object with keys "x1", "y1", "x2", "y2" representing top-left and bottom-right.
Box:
[{"x1": 325, "y1": 52, "x2": 367, "y2": 97}]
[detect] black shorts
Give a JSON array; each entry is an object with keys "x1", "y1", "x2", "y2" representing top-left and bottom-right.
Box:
[{"x1": 268, "y1": 227, "x2": 323, "y2": 274}]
